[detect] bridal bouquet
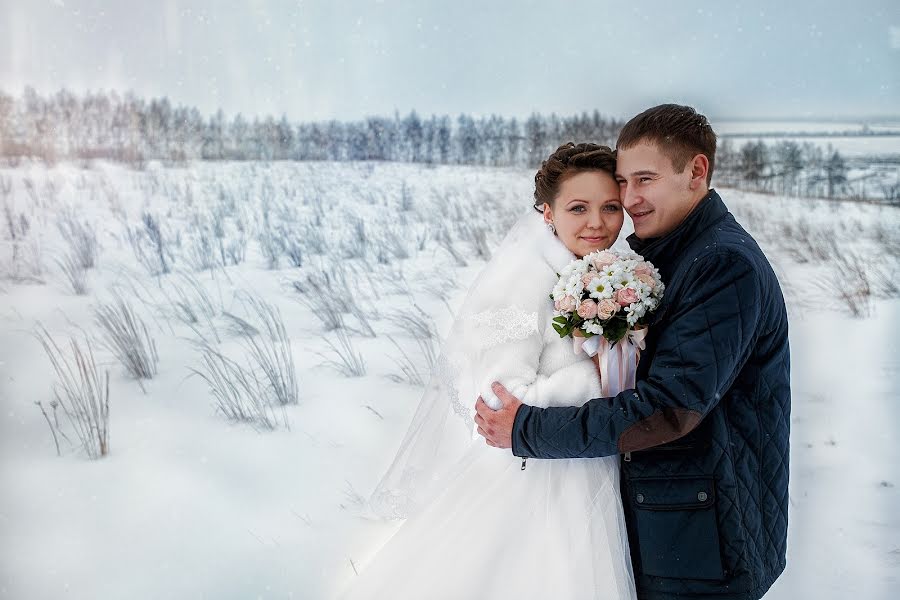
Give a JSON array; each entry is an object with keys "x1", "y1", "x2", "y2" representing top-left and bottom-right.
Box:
[
  {"x1": 551, "y1": 249, "x2": 665, "y2": 345},
  {"x1": 551, "y1": 249, "x2": 665, "y2": 398}
]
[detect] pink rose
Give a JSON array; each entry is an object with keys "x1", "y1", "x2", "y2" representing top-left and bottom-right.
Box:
[
  {"x1": 615, "y1": 287, "x2": 639, "y2": 306},
  {"x1": 634, "y1": 262, "x2": 653, "y2": 277},
  {"x1": 576, "y1": 299, "x2": 598, "y2": 320},
  {"x1": 597, "y1": 298, "x2": 619, "y2": 320},
  {"x1": 557, "y1": 295, "x2": 577, "y2": 313},
  {"x1": 591, "y1": 251, "x2": 617, "y2": 269},
  {"x1": 581, "y1": 272, "x2": 595, "y2": 286},
  {"x1": 637, "y1": 273, "x2": 656, "y2": 289}
]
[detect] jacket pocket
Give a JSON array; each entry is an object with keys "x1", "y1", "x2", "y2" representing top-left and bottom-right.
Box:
[{"x1": 629, "y1": 475, "x2": 725, "y2": 581}]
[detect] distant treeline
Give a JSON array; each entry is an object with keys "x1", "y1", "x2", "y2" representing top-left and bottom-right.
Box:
[
  {"x1": 0, "y1": 87, "x2": 623, "y2": 167},
  {"x1": 1, "y1": 87, "x2": 894, "y2": 202}
]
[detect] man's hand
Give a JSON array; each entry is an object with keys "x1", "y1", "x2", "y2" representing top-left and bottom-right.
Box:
[{"x1": 474, "y1": 382, "x2": 524, "y2": 450}]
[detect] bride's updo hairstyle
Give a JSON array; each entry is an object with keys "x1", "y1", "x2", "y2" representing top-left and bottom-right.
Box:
[{"x1": 532, "y1": 142, "x2": 617, "y2": 212}]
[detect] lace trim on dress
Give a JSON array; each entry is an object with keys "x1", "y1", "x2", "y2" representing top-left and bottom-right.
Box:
[
  {"x1": 433, "y1": 355, "x2": 474, "y2": 429},
  {"x1": 466, "y1": 306, "x2": 539, "y2": 350}
]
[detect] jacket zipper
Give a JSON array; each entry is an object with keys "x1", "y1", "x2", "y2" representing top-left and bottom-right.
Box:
[{"x1": 520, "y1": 456, "x2": 527, "y2": 470}]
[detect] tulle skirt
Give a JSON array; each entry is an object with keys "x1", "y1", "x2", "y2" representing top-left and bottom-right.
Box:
[{"x1": 336, "y1": 444, "x2": 636, "y2": 600}]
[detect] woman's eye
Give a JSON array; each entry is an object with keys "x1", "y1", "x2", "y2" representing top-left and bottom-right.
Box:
[
  {"x1": 570, "y1": 206, "x2": 585, "y2": 213},
  {"x1": 603, "y1": 204, "x2": 622, "y2": 212}
]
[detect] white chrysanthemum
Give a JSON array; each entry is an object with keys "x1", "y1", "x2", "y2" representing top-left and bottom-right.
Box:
[
  {"x1": 613, "y1": 272, "x2": 637, "y2": 290},
  {"x1": 552, "y1": 281, "x2": 568, "y2": 300},
  {"x1": 560, "y1": 259, "x2": 588, "y2": 279},
  {"x1": 564, "y1": 281, "x2": 584, "y2": 298},
  {"x1": 586, "y1": 276, "x2": 614, "y2": 300},
  {"x1": 625, "y1": 303, "x2": 647, "y2": 325},
  {"x1": 567, "y1": 273, "x2": 583, "y2": 289},
  {"x1": 583, "y1": 320, "x2": 603, "y2": 335},
  {"x1": 636, "y1": 282, "x2": 653, "y2": 299}
]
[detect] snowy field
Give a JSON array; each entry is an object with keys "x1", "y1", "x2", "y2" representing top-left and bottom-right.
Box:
[
  {"x1": 1, "y1": 160, "x2": 898, "y2": 599},
  {"x1": 713, "y1": 119, "x2": 900, "y2": 136},
  {"x1": 722, "y1": 135, "x2": 900, "y2": 159}
]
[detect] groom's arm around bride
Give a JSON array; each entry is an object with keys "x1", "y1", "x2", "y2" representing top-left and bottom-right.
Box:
[{"x1": 476, "y1": 105, "x2": 790, "y2": 600}]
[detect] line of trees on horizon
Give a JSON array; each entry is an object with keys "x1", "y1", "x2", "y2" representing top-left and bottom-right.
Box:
[
  {"x1": 1, "y1": 87, "x2": 894, "y2": 202},
  {"x1": 0, "y1": 87, "x2": 624, "y2": 167}
]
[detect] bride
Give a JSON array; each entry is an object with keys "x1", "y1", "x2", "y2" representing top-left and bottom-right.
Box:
[{"x1": 337, "y1": 143, "x2": 637, "y2": 600}]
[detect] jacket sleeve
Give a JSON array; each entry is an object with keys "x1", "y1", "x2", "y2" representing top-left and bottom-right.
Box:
[{"x1": 511, "y1": 251, "x2": 764, "y2": 459}]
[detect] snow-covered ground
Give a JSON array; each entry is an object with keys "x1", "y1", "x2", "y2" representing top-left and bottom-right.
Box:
[
  {"x1": 1, "y1": 161, "x2": 898, "y2": 599},
  {"x1": 713, "y1": 119, "x2": 900, "y2": 135},
  {"x1": 724, "y1": 135, "x2": 900, "y2": 159}
]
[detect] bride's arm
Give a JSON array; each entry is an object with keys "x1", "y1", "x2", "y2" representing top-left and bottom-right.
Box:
[{"x1": 476, "y1": 301, "x2": 600, "y2": 411}]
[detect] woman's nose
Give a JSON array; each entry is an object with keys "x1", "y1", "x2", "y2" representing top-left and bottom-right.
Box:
[{"x1": 587, "y1": 210, "x2": 604, "y2": 230}]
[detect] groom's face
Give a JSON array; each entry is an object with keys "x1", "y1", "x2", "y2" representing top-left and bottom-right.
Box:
[{"x1": 615, "y1": 141, "x2": 698, "y2": 239}]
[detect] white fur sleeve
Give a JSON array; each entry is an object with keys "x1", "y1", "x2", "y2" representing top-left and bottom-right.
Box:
[{"x1": 473, "y1": 299, "x2": 600, "y2": 411}]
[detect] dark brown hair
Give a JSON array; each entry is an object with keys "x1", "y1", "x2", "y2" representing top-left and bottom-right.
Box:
[
  {"x1": 532, "y1": 142, "x2": 617, "y2": 211},
  {"x1": 616, "y1": 104, "x2": 716, "y2": 185}
]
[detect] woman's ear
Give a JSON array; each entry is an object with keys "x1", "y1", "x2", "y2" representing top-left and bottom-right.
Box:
[{"x1": 542, "y1": 203, "x2": 553, "y2": 225}]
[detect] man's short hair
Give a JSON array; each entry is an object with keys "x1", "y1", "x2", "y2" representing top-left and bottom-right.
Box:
[{"x1": 617, "y1": 104, "x2": 717, "y2": 185}]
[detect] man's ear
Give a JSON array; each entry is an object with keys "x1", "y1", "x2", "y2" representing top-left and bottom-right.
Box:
[{"x1": 688, "y1": 154, "x2": 709, "y2": 190}]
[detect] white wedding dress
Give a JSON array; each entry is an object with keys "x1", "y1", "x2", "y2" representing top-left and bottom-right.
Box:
[{"x1": 337, "y1": 211, "x2": 636, "y2": 600}]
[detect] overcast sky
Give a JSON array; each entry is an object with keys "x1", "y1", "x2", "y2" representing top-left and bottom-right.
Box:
[{"x1": 2, "y1": 0, "x2": 898, "y2": 122}]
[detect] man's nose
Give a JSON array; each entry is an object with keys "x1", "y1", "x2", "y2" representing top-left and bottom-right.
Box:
[{"x1": 621, "y1": 184, "x2": 640, "y2": 211}]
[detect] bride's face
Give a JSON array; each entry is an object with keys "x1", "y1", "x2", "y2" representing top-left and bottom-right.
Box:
[{"x1": 542, "y1": 170, "x2": 624, "y2": 257}]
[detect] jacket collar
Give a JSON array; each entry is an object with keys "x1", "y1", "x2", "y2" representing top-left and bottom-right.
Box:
[{"x1": 626, "y1": 189, "x2": 729, "y2": 277}]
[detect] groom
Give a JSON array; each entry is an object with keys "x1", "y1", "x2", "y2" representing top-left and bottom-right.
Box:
[{"x1": 475, "y1": 104, "x2": 790, "y2": 600}]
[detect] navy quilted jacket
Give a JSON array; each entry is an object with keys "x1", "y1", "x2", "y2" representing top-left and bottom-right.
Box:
[{"x1": 512, "y1": 190, "x2": 790, "y2": 600}]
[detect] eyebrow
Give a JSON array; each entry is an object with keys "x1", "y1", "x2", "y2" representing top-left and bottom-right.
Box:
[
  {"x1": 616, "y1": 170, "x2": 658, "y2": 178},
  {"x1": 565, "y1": 198, "x2": 622, "y2": 205}
]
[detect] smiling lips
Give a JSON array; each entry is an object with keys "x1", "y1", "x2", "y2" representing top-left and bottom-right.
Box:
[
  {"x1": 581, "y1": 235, "x2": 606, "y2": 244},
  {"x1": 630, "y1": 209, "x2": 653, "y2": 221}
]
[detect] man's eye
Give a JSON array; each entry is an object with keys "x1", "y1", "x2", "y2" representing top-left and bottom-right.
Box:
[{"x1": 639, "y1": 177, "x2": 652, "y2": 183}]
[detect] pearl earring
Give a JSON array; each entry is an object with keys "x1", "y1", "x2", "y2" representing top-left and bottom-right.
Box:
[{"x1": 546, "y1": 221, "x2": 556, "y2": 234}]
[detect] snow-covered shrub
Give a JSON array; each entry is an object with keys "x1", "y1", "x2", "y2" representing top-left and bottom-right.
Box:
[
  {"x1": 231, "y1": 294, "x2": 299, "y2": 407},
  {"x1": 436, "y1": 223, "x2": 467, "y2": 267},
  {"x1": 34, "y1": 325, "x2": 110, "y2": 459},
  {"x1": 190, "y1": 338, "x2": 289, "y2": 430},
  {"x1": 56, "y1": 209, "x2": 99, "y2": 269},
  {"x1": 128, "y1": 211, "x2": 174, "y2": 276},
  {"x1": 55, "y1": 251, "x2": 89, "y2": 295},
  {"x1": 385, "y1": 307, "x2": 438, "y2": 372},
  {"x1": 161, "y1": 271, "x2": 220, "y2": 341},
  {"x1": 316, "y1": 328, "x2": 366, "y2": 377},
  {"x1": 94, "y1": 294, "x2": 159, "y2": 386}
]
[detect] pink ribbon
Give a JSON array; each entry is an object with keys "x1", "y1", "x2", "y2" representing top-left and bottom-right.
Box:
[{"x1": 575, "y1": 329, "x2": 647, "y2": 397}]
